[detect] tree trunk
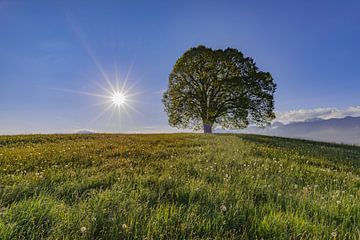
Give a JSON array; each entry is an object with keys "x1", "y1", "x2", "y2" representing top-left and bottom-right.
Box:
[{"x1": 203, "y1": 123, "x2": 212, "y2": 134}]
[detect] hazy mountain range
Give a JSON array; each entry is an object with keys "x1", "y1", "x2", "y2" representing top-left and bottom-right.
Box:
[
  {"x1": 72, "y1": 116, "x2": 360, "y2": 145},
  {"x1": 218, "y1": 116, "x2": 360, "y2": 145}
]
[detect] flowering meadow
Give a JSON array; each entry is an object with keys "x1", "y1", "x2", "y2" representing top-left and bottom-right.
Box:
[{"x1": 0, "y1": 134, "x2": 359, "y2": 239}]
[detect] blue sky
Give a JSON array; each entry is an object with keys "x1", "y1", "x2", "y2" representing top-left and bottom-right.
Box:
[{"x1": 0, "y1": 0, "x2": 360, "y2": 134}]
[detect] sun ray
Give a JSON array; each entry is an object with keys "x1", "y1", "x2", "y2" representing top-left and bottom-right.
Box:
[
  {"x1": 50, "y1": 87, "x2": 109, "y2": 99},
  {"x1": 93, "y1": 80, "x2": 115, "y2": 96},
  {"x1": 91, "y1": 104, "x2": 114, "y2": 123},
  {"x1": 109, "y1": 105, "x2": 117, "y2": 120},
  {"x1": 65, "y1": 13, "x2": 116, "y2": 93},
  {"x1": 91, "y1": 100, "x2": 112, "y2": 107},
  {"x1": 60, "y1": 13, "x2": 141, "y2": 130},
  {"x1": 124, "y1": 103, "x2": 142, "y2": 116}
]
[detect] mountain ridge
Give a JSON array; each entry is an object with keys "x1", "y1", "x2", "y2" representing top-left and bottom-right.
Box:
[{"x1": 217, "y1": 116, "x2": 360, "y2": 145}]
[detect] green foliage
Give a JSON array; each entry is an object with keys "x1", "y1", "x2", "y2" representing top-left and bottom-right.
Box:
[
  {"x1": 0, "y1": 196, "x2": 64, "y2": 239},
  {"x1": 162, "y1": 45, "x2": 276, "y2": 132},
  {"x1": 0, "y1": 134, "x2": 359, "y2": 239}
]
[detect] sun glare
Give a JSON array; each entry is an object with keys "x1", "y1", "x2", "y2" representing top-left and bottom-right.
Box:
[
  {"x1": 112, "y1": 92, "x2": 126, "y2": 106},
  {"x1": 55, "y1": 17, "x2": 141, "y2": 125}
]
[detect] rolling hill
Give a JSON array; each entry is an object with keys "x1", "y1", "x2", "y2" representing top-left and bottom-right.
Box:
[{"x1": 0, "y1": 134, "x2": 359, "y2": 239}]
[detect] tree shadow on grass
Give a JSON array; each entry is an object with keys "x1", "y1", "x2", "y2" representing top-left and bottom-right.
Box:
[{"x1": 234, "y1": 134, "x2": 360, "y2": 169}]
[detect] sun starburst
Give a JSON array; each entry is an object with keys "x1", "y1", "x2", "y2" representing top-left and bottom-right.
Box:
[
  {"x1": 52, "y1": 76, "x2": 140, "y2": 127},
  {"x1": 54, "y1": 15, "x2": 142, "y2": 128},
  {"x1": 89, "y1": 78, "x2": 141, "y2": 123},
  {"x1": 112, "y1": 92, "x2": 126, "y2": 106}
]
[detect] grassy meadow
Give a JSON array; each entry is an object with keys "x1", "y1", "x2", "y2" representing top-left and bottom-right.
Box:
[{"x1": 0, "y1": 133, "x2": 359, "y2": 239}]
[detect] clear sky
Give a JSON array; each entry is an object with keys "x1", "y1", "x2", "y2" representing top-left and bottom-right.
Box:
[{"x1": 1, "y1": 0, "x2": 360, "y2": 134}]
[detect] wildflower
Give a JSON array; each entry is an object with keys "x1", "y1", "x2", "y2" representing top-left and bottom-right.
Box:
[
  {"x1": 336, "y1": 200, "x2": 341, "y2": 205},
  {"x1": 220, "y1": 205, "x2": 227, "y2": 212},
  {"x1": 302, "y1": 188, "x2": 311, "y2": 196},
  {"x1": 80, "y1": 227, "x2": 87, "y2": 233},
  {"x1": 331, "y1": 231, "x2": 337, "y2": 237},
  {"x1": 122, "y1": 223, "x2": 128, "y2": 229}
]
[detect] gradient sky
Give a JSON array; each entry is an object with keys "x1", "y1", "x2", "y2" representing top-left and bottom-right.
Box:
[{"x1": 1, "y1": 0, "x2": 360, "y2": 134}]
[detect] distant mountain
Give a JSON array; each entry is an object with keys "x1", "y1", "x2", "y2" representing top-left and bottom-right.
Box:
[
  {"x1": 304, "y1": 117, "x2": 324, "y2": 123},
  {"x1": 217, "y1": 116, "x2": 360, "y2": 145},
  {"x1": 259, "y1": 116, "x2": 360, "y2": 145},
  {"x1": 75, "y1": 129, "x2": 96, "y2": 134},
  {"x1": 270, "y1": 121, "x2": 285, "y2": 129}
]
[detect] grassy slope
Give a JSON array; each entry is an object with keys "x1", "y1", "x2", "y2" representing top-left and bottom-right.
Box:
[{"x1": 0, "y1": 134, "x2": 359, "y2": 239}]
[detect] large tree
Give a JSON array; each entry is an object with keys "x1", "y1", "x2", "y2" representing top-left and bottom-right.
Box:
[{"x1": 162, "y1": 45, "x2": 276, "y2": 133}]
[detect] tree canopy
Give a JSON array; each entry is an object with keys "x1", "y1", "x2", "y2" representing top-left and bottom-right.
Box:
[{"x1": 162, "y1": 45, "x2": 276, "y2": 133}]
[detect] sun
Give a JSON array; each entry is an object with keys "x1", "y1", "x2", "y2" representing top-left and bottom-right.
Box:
[
  {"x1": 59, "y1": 79, "x2": 139, "y2": 122},
  {"x1": 112, "y1": 92, "x2": 126, "y2": 106}
]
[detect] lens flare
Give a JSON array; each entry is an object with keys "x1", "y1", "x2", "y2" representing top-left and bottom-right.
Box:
[
  {"x1": 112, "y1": 92, "x2": 126, "y2": 106},
  {"x1": 57, "y1": 15, "x2": 141, "y2": 126}
]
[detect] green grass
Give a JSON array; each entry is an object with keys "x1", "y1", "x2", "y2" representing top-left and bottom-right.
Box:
[{"x1": 0, "y1": 133, "x2": 359, "y2": 239}]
